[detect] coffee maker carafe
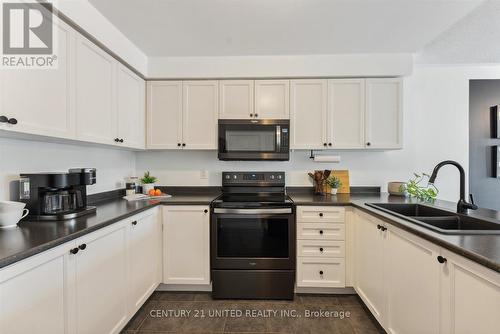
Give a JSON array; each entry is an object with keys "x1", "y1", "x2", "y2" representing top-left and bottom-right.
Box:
[{"x1": 19, "y1": 168, "x2": 97, "y2": 220}]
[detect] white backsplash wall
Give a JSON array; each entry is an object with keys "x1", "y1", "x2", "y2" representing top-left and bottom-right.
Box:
[{"x1": 0, "y1": 137, "x2": 136, "y2": 201}]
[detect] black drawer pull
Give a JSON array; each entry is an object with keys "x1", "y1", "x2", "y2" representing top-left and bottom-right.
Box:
[
  {"x1": 70, "y1": 248, "x2": 79, "y2": 255},
  {"x1": 319, "y1": 247, "x2": 324, "y2": 252},
  {"x1": 204, "y1": 209, "x2": 208, "y2": 213},
  {"x1": 377, "y1": 224, "x2": 382, "y2": 230},
  {"x1": 437, "y1": 256, "x2": 447, "y2": 264},
  {"x1": 0, "y1": 116, "x2": 8, "y2": 123},
  {"x1": 132, "y1": 221, "x2": 137, "y2": 226},
  {"x1": 319, "y1": 270, "x2": 324, "y2": 275},
  {"x1": 319, "y1": 230, "x2": 324, "y2": 235},
  {"x1": 78, "y1": 244, "x2": 87, "y2": 250},
  {"x1": 319, "y1": 213, "x2": 323, "y2": 217},
  {"x1": 7, "y1": 118, "x2": 17, "y2": 125}
]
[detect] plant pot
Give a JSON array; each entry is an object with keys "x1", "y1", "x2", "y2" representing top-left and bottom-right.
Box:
[
  {"x1": 142, "y1": 183, "x2": 155, "y2": 194},
  {"x1": 330, "y1": 188, "x2": 338, "y2": 195}
]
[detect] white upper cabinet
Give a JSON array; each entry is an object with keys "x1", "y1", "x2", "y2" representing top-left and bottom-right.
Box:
[
  {"x1": 0, "y1": 19, "x2": 75, "y2": 139},
  {"x1": 163, "y1": 206, "x2": 210, "y2": 285},
  {"x1": 255, "y1": 80, "x2": 290, "y2": 119},
  {"x1": 290, "y1": 79, "x2": 328, "y2": 150},
  {"x1": 329, "y1": 79, "x2": 365, "y2": 149},
  {"x1": 219, "y1": 80, "x2": 254, "y2": 119},
  {"x1": 365, "y1": 78, "x2": 403, "y2": 149},
  {"x1": 74, "y1": 34, "x2": 117, "y2": 145},
  {"x1": 116, "y1": 64, "x2": 145, "y2": 149},
  {"x1": 182, "y1": 81, "x2": 218, "y2": 149},
  {"x1": 147, "y1": 81, "x2": 183, "y2": 149}
]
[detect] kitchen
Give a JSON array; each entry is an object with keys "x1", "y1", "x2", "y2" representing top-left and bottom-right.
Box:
[{"x1": 0, "y1": 1, "x2": 499, "y2": 334}]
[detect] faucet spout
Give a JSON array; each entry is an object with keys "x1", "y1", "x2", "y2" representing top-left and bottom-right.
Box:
[{"x1": 428, "y1": 160, "x2": 478, "y2": 214}]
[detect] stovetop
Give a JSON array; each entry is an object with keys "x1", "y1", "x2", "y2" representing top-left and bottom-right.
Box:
[{"x1": 211, "y1": 193, "x2": 294, "y2": 209}]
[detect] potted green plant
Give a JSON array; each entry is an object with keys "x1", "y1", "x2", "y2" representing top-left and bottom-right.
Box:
[
  {"x1": 400, "y1": 173, "x2": 439, "y2": 202},
  {"x1": 140, "y1": 171, "x2": 157, "y2": 195},
  {"x1": 326, "y1": 176, "x2": 342, "y2": 195}
]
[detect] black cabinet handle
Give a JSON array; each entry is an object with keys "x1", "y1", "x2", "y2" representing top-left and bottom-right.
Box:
[
  {"x1": 204, "y1": 209, "x2": 208, "y2": 213},
  {"x1": 0, "y1": 116, "x2": 8, "y2": 123},
  {"x1": 250, "y1": 113, "x2": 254, "y2": 117},
  {"x1": 177, "y1": 143, "x2": 181, "y2": 147},
  {"x1": 377, "y1": 224, "x2": 382, "y2": 230},
  {"x1": 319, "y1": 270, "x2": 324, "y2": 275},
  {"x1": 7, "y1": 118, "x2": 17, "y2": 125},
  {"x1": 70, "y1": 247, "x2": 79, "y2": 255},
  {"x1": 254, "y1": 113, "x2": 258, "y2": 117},
  {"x1": 319, "y1": 247, "x2": 324, "y2": 252},
  {"x1": 119, "y1": 138, "x2": 124, "y2": 143},
  {"x1": 381, "y1": 226, "x2": 387, "y2": 231},
  {"x1": 323, "y1": 143, "x2": 327, "y2": 147},
  {"x1": 328, "y1": 143, "x2": 332, "y2": 146},
  {"x1": 319, "y1": 230, "x2": 324, "y2": 235},
  {"x1": 366, "y1": 142, "x2": 371, "y2": 147},
  {"x1": 114, "y1": 138, "x2": 119, "y2": 142},
  {"x1": 78, "y1": 244, "x2": 87, "y2": 250},
  {"x1": 319, "y1": 213, "x2": 323, "y2": 217},
  {"x1": 182, "y1": 143, "x2": 186, "y2": 147},
  {"x1": 132, "y1": 221, "x2": 137, "y2": 226},
  {"x1": 437, "y1": 255, "x2": 447, "y2": 264}
]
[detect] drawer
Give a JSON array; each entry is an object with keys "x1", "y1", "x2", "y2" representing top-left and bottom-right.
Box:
[
  {"x1": 296, "y1": 257, "x2": 345, "y2": 288},
  {"x1": 297, "y1": 240, "x2": 345, "y2": 258},
  {"x1": 297, "y1": 223, "x2": 345, "y2": 240},
  {"x1": 297, "y1": 206, "x2": 345, "y2": 223}
]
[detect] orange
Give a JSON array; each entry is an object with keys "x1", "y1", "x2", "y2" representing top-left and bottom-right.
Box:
[
  {"x1": 148, "y1": 189, "x2": 156, "y2": 196},
  {"x1": 154, "y1": 189, "x2": 162, "y2": 196}
]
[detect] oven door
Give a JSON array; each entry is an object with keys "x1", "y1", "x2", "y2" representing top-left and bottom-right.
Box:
[
  {"x1": 218, "y1": 120, "x2": 289, "y2": 161},
  {"x1": 211, "y1": 208, "x2": 295, "y2": 270}
]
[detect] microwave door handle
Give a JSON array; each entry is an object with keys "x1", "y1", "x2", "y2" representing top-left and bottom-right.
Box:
[{"x1": 276, "y1": 125, "x2": 281, "y2": 151}]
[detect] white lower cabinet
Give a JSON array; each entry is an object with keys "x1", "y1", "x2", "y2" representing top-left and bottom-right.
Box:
[
  {"x1": 128, "y1": 210, "x2": 162, "y2": 313},
  {"x1": 354, "y1": 211, "x2": 386, "y2": 324},
  {"x1": 0, "y1": 207, "x2": 161, "y2": 334},
  {"x1": 0, "y1": 242, "x2": 75, "y2": 334},
  {"x1": 354, "y1": 209, "x2": 500, "y2": 334},
  {"x1": 296, "y1": 206, "x2": 346, "y2": 289},
  {"x1": 440, "y1": 249, "x2": 500, "y2": 334},
  {"x1": 74, "y1": 222, "x2": 129, "y2": 334},
  {"x1": 162, "y1": 206, "x2": 210, "y2": 285}
]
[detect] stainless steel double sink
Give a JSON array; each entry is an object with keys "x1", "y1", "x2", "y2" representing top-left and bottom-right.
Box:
[{"x1": 366, "y1": 203, "x2": 500, "y2": 235}]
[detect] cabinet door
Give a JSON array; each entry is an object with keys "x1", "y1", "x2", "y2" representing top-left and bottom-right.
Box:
[
  {"x1": 146, "y1": 81, "x2": 183, "y2": 149},
  {"x1": 75, "y1": 35, "x2": 117, "y2": 145},
  {"x1": 219, "y1": 80, "x2": 254, "y2": 119},
  {"x1": 329, "y1": 79, "x2": 365, "y2": 149},
  {"x1": 116, "y1": 64, "x2": 145, "y2": 149},
  {"x1": 182, "y1": 81, "x2": 218, "y2": 149},
  {"x1": 385, "y1": 225, "x2": 440, "y2": 334},
  {"x1": 290, "y1": 80, "x2": 328, "y2": 149},
  {"x1": 74, "y1": 223, "x2": 128, "y2": 334},
  {"x1": 255, "y1": 80, "x2": 290, "y2": 119},
  {"x1": 440, "y1": 249, "x2": 500, "y2": 334},
  {"x1": 0, "y1": 242, "x2": 75, "y2": 334},
  {"x1": 128, "y1": 209, "x2": 162, "y2": 313},
  {"x1": 354, "y1": 212, "x2": 386, "y2": 325},
  {"x1": 163, "y1": 206, "x2": 210, "y2": 285},
  {"x1": 365, "y1": 78, "x2": 402, "y2": 149},
  {"x1": 0, "y1": 19, "x2": 75, "y2": 139}
]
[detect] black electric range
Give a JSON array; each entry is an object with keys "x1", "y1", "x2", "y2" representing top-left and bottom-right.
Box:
[{"x1": 210, "y1": 171, "x2": 296, "y2": 300}]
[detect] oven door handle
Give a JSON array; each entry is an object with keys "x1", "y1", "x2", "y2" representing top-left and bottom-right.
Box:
[{"x1": 213, "y1": 208, "x2": 292, "y2": 214}]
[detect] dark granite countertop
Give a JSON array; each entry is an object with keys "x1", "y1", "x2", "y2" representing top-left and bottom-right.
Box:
[
  {"x1": 288, "y1": 190, "x2": 500, "y2": 273},
  {"x1": 0, "y1": 192, "x2": 220, "y2": 270},
  {"x1": 1, "y1": 189, "x2": 499, "y2": 275}
]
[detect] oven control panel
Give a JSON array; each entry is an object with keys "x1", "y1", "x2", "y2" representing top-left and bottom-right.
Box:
[{"x1": 222, "y1": 172, "x2": 285, "y2": 186}]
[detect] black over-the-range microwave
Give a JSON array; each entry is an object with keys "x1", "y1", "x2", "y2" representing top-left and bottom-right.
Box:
[{"x1": 218, "y1": 119, "x2": 290, "y2": 161}]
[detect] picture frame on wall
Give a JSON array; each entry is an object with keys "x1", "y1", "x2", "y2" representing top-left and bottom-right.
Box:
[
  {"x1": 492, "y1": 146, "x2": 500, "y2": 178},
  {"x1": 490, "y1": 105, "x2": 500, "y2": 139}
]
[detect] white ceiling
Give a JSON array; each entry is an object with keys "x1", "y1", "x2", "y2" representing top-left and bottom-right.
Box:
[
  {"x1": 89, "y1": 0, "x2": 483, "y2": 57},
  {"x1": 417, "y1": 0, "x2": 500, "y2": 64}
]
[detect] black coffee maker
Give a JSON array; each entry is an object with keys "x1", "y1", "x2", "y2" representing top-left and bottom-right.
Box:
[{"x1": 19, "y1": 168, "x2": 97, "y2": 220}]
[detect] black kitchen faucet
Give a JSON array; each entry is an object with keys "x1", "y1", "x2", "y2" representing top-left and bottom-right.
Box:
[{"x1": 428, "y1": 160, "x2": 478, "y2": 214}]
